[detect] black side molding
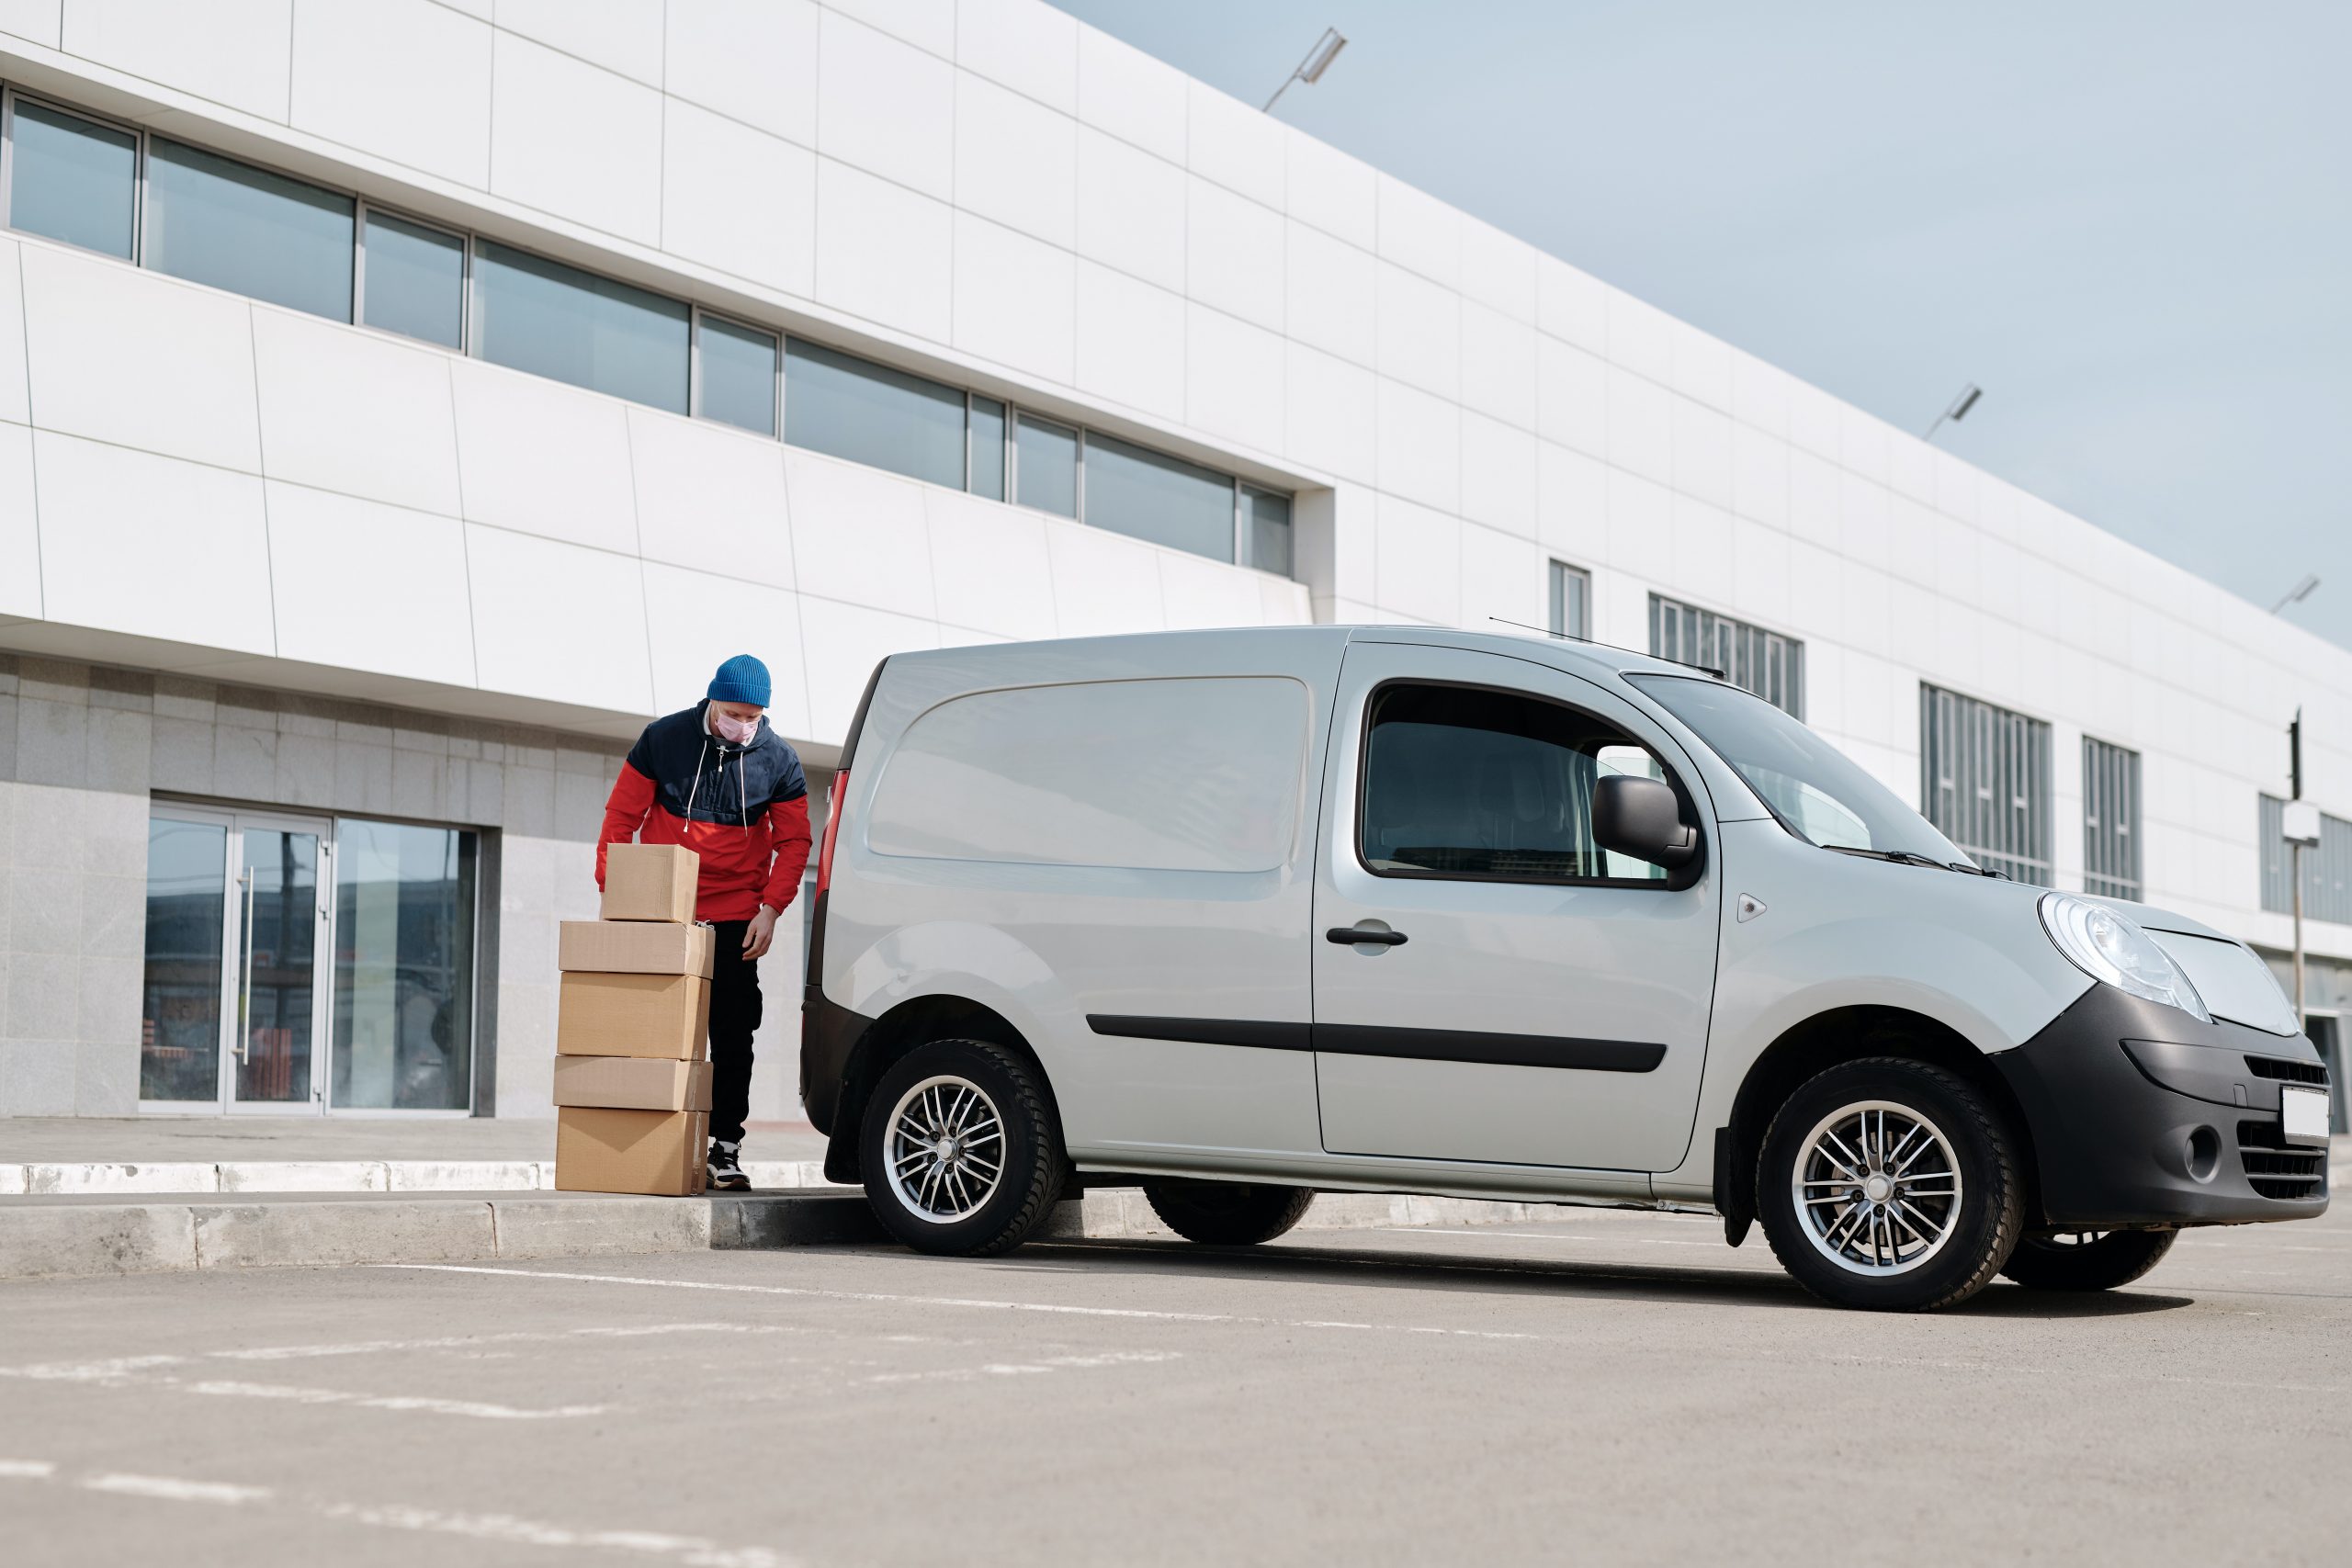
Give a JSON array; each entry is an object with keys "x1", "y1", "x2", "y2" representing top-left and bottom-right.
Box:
[
  {"x1": 1084, "y1": 1015, "x2": 1664, "y2": 1073},
  {"x1": 1087, "y1": 1015, "x2": 1313, "y2": 1052},
  {"x1": 1316, "y1": 1022, "x2": 1666, "y2": 1073}
]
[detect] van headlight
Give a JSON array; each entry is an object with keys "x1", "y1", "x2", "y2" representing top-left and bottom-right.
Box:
[{"x1": 2038, "y1": 893, "x2": 2210, "y2": 1022}]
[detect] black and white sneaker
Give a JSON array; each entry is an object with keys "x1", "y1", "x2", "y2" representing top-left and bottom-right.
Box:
[{"x1": 707, "y1": 1141, "x2": 751, "y2": 1191}]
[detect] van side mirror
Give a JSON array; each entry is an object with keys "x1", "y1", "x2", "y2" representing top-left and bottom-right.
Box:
[{"x1": 1592, "y1": 774, "x2": 1699, "y2": 870}]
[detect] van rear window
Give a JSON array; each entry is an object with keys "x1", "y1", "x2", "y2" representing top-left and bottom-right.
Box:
[{"x1": 865, "y1": 678, "x2": 1309, "y2": 874}]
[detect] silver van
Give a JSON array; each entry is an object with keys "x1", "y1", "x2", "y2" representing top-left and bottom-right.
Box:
[{"x1": 801, "y1": 627, "x2": 2331, "y2": 1310}]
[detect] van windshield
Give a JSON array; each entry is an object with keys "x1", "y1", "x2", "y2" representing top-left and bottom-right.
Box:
[{"x1": 1626, "y1": 674, "x2": 1972, "y2": 865}]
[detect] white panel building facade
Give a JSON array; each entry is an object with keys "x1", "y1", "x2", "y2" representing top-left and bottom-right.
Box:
[{"x1": 0, "y1": 0, "x2": 2346, "y2": 1124}]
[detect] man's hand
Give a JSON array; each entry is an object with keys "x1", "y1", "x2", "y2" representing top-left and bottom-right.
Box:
[{"x1": 742, "y1": 906, "x2": 780, "y2": 960}]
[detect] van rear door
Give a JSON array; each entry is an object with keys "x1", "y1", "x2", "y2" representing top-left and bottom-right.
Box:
[{"x1": 1309, "y1": 641, "x2": 1720, "y2": 1173}]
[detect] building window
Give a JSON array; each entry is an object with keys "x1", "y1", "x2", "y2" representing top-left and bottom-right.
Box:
[
  {"x1": 1245, "y1": 487, "x2": 1293, "y2": 576},
  {"x1": 1550, "y1": 562, "x2": 1591, "y2": 640},
  {"x1": 359, "y1": 209, "x2": 466, "y2": 349},
  {"x1": 2259, "y1": 795, "x2": 2352, "y2": 923},
  {"x1": 1920, "y1": 684, "x2": 2052, "y2": 886},
  {"x1": 784, "y1": 338, "x2": 967, "y2": 489},
  {"x1": 695, "y1": 312, "x2": 779, "y2": 437},
  {"x1": 3, "y1": 82, "x2": 1301, "y2": 577},
  {"x1": 968, "y1": 396, "x2": 1008, "y2": 501},
  {"x1": 141, "y1": 806, "x2": 480, "y2": 1112},
  {"x1": 1084, "y1": 432, "x2": 1232, "y2": 558},
  {"x1": 145, "y1": 136, "x2": 356, "y2": 321},
  {"x1": 2082, "y1": 737, "x2": 2142, "y2": 900},
  {"x1": 1649, "y1": 593, "x2": 1804, "y2": 717},
  {"x1": 1014, "y1": 412, "x2": 1080, "y2": 519},
  {"x1": 472, "y1": 239, "x2": 689, "y2": 412},
  {"x1": 332, "y1": 819, "x2": 480, "y2": 1111},
  {"x1": 3, "y1": 95, "x2": 138, "y2": 259}
]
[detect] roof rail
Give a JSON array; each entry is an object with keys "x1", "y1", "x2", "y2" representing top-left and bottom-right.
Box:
[{"x1": 1485, "y1": 616, "x2": 1728, "y2": 681}]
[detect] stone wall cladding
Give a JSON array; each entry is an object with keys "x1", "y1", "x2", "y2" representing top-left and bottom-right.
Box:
[{"x1": 0, "y1": 651, "x2": 644, "y2": 1118}]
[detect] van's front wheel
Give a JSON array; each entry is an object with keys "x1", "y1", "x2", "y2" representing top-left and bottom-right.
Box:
[
  {"x1": 860, "y1": 1040, "x2": 1065, "y2": 1256},
  {"x1": 1757, "y1": 1057, "x2": 2024, "y2": 1312},
  {"x1": 1142, "y1": 1179, "x2": 1316, "y2": 1245},
  {"x1": 1999, "y1": 1227, "x2": 2177, "y2": 1291}
]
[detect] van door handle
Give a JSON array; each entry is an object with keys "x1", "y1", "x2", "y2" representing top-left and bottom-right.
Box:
[{"x1": 1326, "y1": 926, "x2": 1407, "y2": 947}]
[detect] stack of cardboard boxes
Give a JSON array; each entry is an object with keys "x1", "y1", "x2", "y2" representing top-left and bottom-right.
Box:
[{"x1": 553, "y1": 844, "x2": 718, "y2": 1196}]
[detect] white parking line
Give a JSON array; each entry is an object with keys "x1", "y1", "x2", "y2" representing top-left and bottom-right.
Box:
[
  {"x1": 381, "y1": 1263, "x2": 1545, "y2": 1342},
  {"x1": 85, "y1": 1472, "x2": 270, "y2": 1506},
  {"x1": 210, "y1": 1322, "x2": 798, "y2": 1361},
  {"x1": 0, "y1": 1357, "x2": 608, "y2": 1420},
  {"x1": 184, "y1": 1380, "x2": 607, "y2": 1420},
  {"x1": 312, "y1": 1501, "x2": 793, "y2": 1566},
  {"x1": 11, "y1": 1460, "x2": 796, "y2": 1566},
  {"x1": 863, "y1": 1349, "x2": 1183, "y2": 1385}
]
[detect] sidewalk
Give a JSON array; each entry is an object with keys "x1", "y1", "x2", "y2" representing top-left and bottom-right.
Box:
[
  {"x1": 4, "y1": 1120, "x2": 2340, "y2": 1284},
  {"x1": 0, "y1": 1117, "x2": 834, "y2": 1196}
]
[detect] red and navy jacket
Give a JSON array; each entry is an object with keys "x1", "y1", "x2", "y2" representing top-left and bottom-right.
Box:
[{"x1": 597, "y1": 701, "x2": 812, "y2": 923}]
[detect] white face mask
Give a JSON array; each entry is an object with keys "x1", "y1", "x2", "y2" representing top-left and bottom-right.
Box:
[{"x1": 711, "y1": 709, "x2": 761, "y2": 746}]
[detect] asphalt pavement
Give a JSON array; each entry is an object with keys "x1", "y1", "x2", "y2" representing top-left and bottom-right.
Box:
[{"x1": 4, "y1": 1200, "x2": 2347, "y2": 1566}]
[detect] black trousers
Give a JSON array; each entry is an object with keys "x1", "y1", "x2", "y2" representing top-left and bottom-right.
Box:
[{"x1": 707, "y1": 919, "x2": 763, "y2": 1145}]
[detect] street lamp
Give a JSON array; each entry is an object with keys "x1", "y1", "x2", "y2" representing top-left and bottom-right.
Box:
[
  {"x1": 1263, "y1": 27, "x2": 1348, "y2": 113},
  {"x1": 1922, "y1": 383, "x2": 1982, "y2": 443},
  {"x1": 2286, "y1": 711, "x2": 2320, "y2": 1031},
  {"x1": 2270, "y1": 572, "x2": 2321, "y2": 615}
]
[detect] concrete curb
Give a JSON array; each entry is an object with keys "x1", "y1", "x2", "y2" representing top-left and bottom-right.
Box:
[
  {"x1": 0, "y1": 1158, "x2": 846, "y2": 1197},
  {"x1": 0, "y1": 1192, "x2": 892, "y2": 1281},
  {"x1": 0, "y1": 1183, "x2": 1627, "y2": 1282}
]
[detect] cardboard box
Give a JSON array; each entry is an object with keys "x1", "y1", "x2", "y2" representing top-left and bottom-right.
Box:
[
  {"x1": 552, "y1": 1055, "x2": 713, "y2": 1112},
  {"x1": 602, "y1": 843, "x2": 699, "y2": 923},
  {"x1": 556, "y1": 972, "x2": 710, "y2": 1060},
  {"x1": 555, "y1": 1106, "x2": 710, "y2": 1196},
  {"x1": 559, "y1": 919, "x2": 714, "y2": 978}
]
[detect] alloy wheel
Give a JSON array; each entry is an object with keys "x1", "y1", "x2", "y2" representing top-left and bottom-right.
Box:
[
  {"x1": 1792, "y1": 1100, "x2": 1964, "y2": 1276},
  {"x1": 884, "y1": 1074, "x2": 1006, "y2": 1224}
]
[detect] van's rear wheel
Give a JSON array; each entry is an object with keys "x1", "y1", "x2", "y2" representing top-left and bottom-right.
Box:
[
  {"x1": 1142, "y1": 1179, "x2": 1316, "y2": 1245},
  {"x1": 860, "y1": 1039, "x2": 1064, "y2": 1257},
  {"x1": 1757, "y1": 1057, "x2": 2024, "y2": 1312},
  {"x1": 1999, "y1": 1227, "x2": 2177, "y2": 1291}
]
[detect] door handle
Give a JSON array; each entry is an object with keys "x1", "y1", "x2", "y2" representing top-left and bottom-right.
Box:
[
  {"x1": 1326, "y1": 925, "x2": 1407, "y2": 947},
  {"x1": 237, "y1": 870, "x2": 256, "y2": 1066}
]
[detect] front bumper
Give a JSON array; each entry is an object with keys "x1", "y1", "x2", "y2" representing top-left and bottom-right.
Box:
[{"x1": 1992, "y1": 986, "x2": 2331, "y2": 1229}]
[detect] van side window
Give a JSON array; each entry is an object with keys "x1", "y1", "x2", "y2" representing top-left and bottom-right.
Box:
[{"x1": 1359, "y1": 684, "x2": 1673, "y2": 885}]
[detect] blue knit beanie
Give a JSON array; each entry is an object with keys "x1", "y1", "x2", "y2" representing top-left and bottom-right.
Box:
[{"x1": 707, "y1": 654, "x2": 772, "y2": 708}]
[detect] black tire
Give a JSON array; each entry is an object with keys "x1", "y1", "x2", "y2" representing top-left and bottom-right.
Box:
[
  {"x1": 1141, "y1": 1179, "x2": 1317, "y2": 1245},
  {"x1": 860, "y1": 1039, "x2": 1065, "y2": 1257},
  {"x1": 1756, "y1": 1056, "x2": 2025, "y2": 1312},
  {"x1": 1999, "y1": 1227, "x2": 2177, "y2": 1291}
]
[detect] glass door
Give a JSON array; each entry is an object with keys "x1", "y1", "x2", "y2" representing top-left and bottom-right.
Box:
[
  {"x1": 232, "y1": 816, "x2": 330, "y2": 1111},
  {"x1": 141, "y1": 807, "x2": 332, "y2": 1113}
]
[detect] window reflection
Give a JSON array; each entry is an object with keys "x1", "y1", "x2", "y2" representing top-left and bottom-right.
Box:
[
  {"x1": 474, "y1": 239, "x2": 689, "y2": 412},
  {"x1": 362, "y1": 212, "x2": 465, "y2": 349},
  {"x1": 1247, "y1": 487, "x2": 1294, "y2": 576},
  {"x1": 1086, "y1": 434, "x2": 1232, "y2": 560},
  {"x1": 698, "y1": 315, "x2": 779, "y2": 435},
  {"x1": 968, "y1": 397, "x2": 1007, "y2": 502},
  {"x1": 146, "y1": 137, "x2": 356, "y2": 321},
  {"x1": 1014, "y1": 415, "x2": 1079, "y2": 519},
  {"x1": 784, "y1": 339, "x2": 967, "y2": 488},
  {"x1": 6, "y1": 100, "x2": 137, "y2": 259},
  {"x1": 141, "y1": 818, "x2": 227, "y2": 1101},
  {"x1": 333, "y1": 820, "x2": 478, "y2": 1111}
]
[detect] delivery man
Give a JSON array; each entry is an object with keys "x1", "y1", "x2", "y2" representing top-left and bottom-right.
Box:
[{"x1": 597, "y1": 654, "x2": 811, "y2": 1191}]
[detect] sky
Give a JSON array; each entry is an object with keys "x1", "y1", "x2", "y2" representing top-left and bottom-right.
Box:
[{"x1": 1055, "y1": 0, "x2": 2352, "y2": 651}]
